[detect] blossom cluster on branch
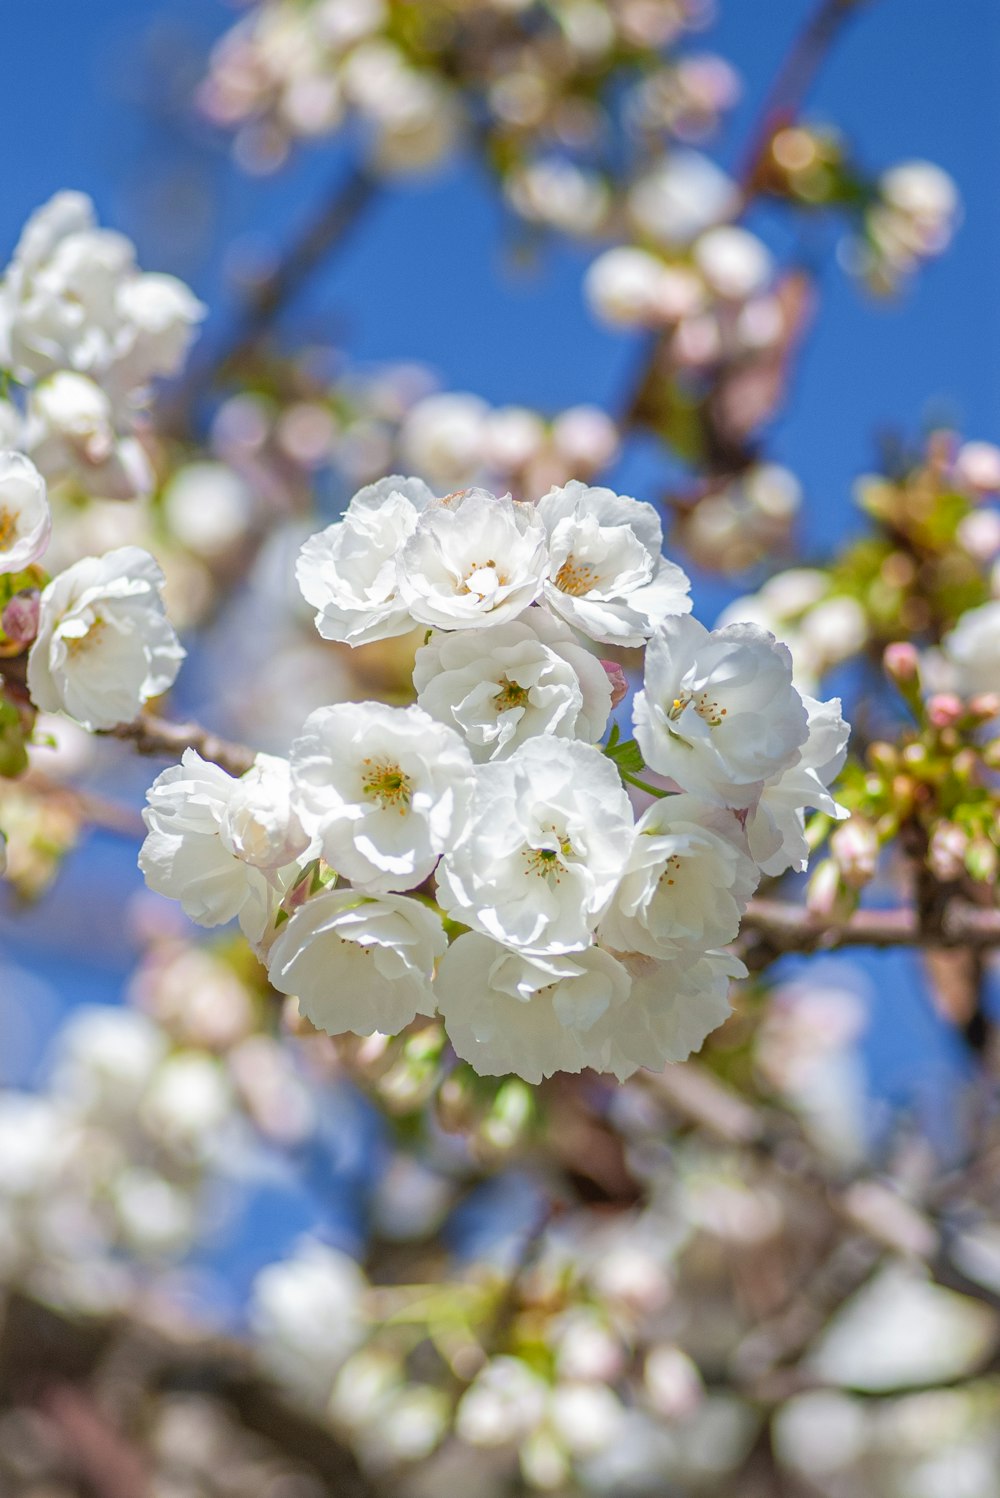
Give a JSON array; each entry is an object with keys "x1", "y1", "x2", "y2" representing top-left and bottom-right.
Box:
[{"x1": 137, "y1": 473, "x2": 847, "y2": 1082}]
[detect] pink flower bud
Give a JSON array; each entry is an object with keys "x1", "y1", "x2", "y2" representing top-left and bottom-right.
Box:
[
  {"x1": 955, "y1": 440, "x2": 1000, "y2": 495},
  {"x1": 883, "y1": 641, "x2": 919, "y2": 685},
  {"x1": 927, "y1": 693, "x2": 963, "y2": 729},
  {"x1": 600, "y1": 661, "x2": 629, "y2": 708},
  {"x1": 830, "y1": 818, "x2": 878, "y2": 888},
  {"x1": 1, "y1": 589, "x2": 40, "y2": 646},
  {"x1": 969, "y1": 693, "x2": 1000, "y2": 722}
]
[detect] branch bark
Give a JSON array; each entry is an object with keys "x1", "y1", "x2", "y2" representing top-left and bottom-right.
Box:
[
  {"x1": 107, "y1": 711, "x2": 256, "y2": 778},
  {"x1": 739, "y1": 896, "x2": 1000, "y2": 956}
]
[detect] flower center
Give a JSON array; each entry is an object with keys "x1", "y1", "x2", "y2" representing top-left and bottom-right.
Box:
[
  {"x1": 493, "y1": 675, "x2": 530, "y2": 712},
  {"x1": 361, "y1": 758, "x2": 412, "y2": 813},
  {"x1": 668, "y1": 691, "x2": 728, "y2": 728},
  {"x1": 0, "y1": 507, "x2": 18, "y2": 552},
  {"x1": 554, "y1": 554, "x2": 599, "y2": 597},
  {"x1": 522, "y1": 826, "x2": 575, "y2": 883},
  {"x1": 657, "y1": 854, "x2": 682, "y2": 888},
  {"x1": 65, "y1": 613, "x2": 107, "y2": 656},
  {"x1": 461, "y1": 560, "x2": 508, "y2": 598}
]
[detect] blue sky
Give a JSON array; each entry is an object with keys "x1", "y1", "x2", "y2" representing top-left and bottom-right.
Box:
[
  {"x1": 0, "y1": 0, "x2": 996, "y2": 1134},
  {"x1": 3, "y1": 0, "x2": 997, "y2": 536}
]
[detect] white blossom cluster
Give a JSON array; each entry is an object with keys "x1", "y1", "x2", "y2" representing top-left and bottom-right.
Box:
[
  {"x1": 139, "y1": 477, "x2": 849, "y2": 1083},
  {"x1": 855, "y1": 159, "x2": 961, "y2": 295},
  {"x1": 198, "y1": 0, "x2": 727, "y2": 191},
  {"x1": 0, "y1": 191, "x2": 205, "y2": 502},
  {"x1": 586, "y1": 150, "x2": 786, "y2": 374},
  {"x1": 0, "y1": 194, "x2": 202, "y2": 731}
]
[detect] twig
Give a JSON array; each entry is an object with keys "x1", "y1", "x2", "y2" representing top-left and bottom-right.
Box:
[
  {"x1": 739, "y1": 0, "x2": 872, "y2": 194},
  {"x1": 107, "y1": 712, "x2": 256, "y2": 778},
  {"x1": 739, "y1": 897, "x2": 1000, "y2": 956},
  {"x1": 170, "y1": 160, "x2": 379, "y2": 429}
]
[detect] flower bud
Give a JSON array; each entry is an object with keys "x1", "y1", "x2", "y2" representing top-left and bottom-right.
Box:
[
  {"x1": 1, "y1": 589, "x2": 40, "y2": 646},
  {"x1": 883, "y1": 641, "x2": 920, "y2": 686},
  {"x1": 955, "y1": 440, "x2": 1000, "y2": 495},
  {"x1": 965, "y1": 836, "x2": 999, "y2": 884},
  {"x1": 866, "y1": 741, "x2": 898, "y2": 774},
  {"x1": 969, "y1": 693, "x2": 1000, "y2": 722},
  {"x1": 807, "y1": 858, "x2": 848, "y2": 919},
  {"x1": 600, "y1": 660, "x2": 629, "y2": 708},
  {"x1": 927, "y1": 693, "x2": 963, "y2": 729},
  {"x1": 927, "y1": 821, "x2": 968, "y2": 882},
  {"x1": 830, "y1": 817, "x2": 878, "y2": 888}
]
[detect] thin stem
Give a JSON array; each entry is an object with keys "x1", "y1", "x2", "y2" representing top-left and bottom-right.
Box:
[
  {"x1": 619, "y1": 768, "x2": 671, "y2": 798},
  {"x1": 169, "y1": 160, "x2": 379, "y2": 430}
]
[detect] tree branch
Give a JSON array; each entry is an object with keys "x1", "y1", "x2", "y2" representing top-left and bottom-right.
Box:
[
  {"x1": 169, "y1": 159, "x2": 379, "y2": 430},
  {"x1": 739, "y1": 896, "x2": 1000, "y2": 957},
  {"x1": 107, "y1": 712, "x2": 256, "y2": 778},
  {"x1": 739, "y1": 0, "x2": 872, "y2": 193}
]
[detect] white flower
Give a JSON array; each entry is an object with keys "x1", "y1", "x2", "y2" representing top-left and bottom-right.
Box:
[
  {"x1": 251, "y1": 1238, "x2": 367, "y2": 1403},
  {"x1": 627, "y1": 150, "x2": 739, "y2": 248},
  {"x1": 223, "y1": 753, "x2": 311, "y2": 870},
  {"x1": 537, "y1": 481, "x2": 691, "y2": 646},
  {"x1": 112, "y1": 272, "x2": 207, "y2": 389},
  {"x1": 412, "y1": 608, "x2": 612, "y2": 762},
  {"x1": 140, "y1": 1050, "x2": 235, "y2": 1158},
  {"x1": 585, "y1": 247, "x2": 703, "y2": 329},
  {"x1": 0, "y1": 191, "x2": 205, "y2": 392},
  {"x1": 398, "y1": 488, "x2": 547, "y2": 630},
  {"x1": 399, "y1": 393, "x2": 490, "y2": 487},
  {"x1": 436, "y1": 935, "x2": 742, "y2": 1082},
  {"x1": 880, "y1": 160, "x2": 959, "y2": 243},
  {"x1": 266, "y1": 887, "x2": 446, "y2": 1036},
  {"x1": 0, "y1": 191, "x2": 134, "y2": 380},
  {"x1": 745, "y1": 695, "x2": 849, "y2": 875},
  {"x1": 436, "y1": 934, "x2": 633, "y2": 1082},
  {"x1": 593, "y1": 949, "x2": 745, "y2": 1081},
  {"x1": 139, "y1": 750, "x2": 294, "y2": 942},
  {"x1": 51, "y1": 1006, "x2": 168, "y2": 1118},
  {"x1": 28, "y1": 545, "x2": 184, "y2": 730},
  {"x1": 296, "y1": 475, "x2": 436, "y2": 645},
  {"x1": 436, "y1": 737, "x2": 634, "y2": 955},
  {"x1": 942, "y1": 601, "x2": 1000, "y2": 698},
  {"x1": 599, "y1": 794, "x2": 758, "y2": 959},
  {"x1": 456, "y1": 1356, "x2": 549, "y2": 1447},
  {"x1": 290, "y1": 701, "x2": 475, "y2": 892},
  {"x1": 693, "y1": 225, "x2": 773, "y2": 301},
  {"x1": 162, "y1": 461, "x2": 254, "y2": 558},
  {"x1": 25, "y1": 371, "x2": 153, "y2": 501},
  {"x1": 633, "y1": 615, "x2": 809, "y2": 809},
  {"x1": 0, "y1": 451, "x2": 50, "y2": 572}
]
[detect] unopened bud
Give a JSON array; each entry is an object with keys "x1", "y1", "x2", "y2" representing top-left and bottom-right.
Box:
[
  {"x1": 830, "y1": 817, "x2": 879, "y2": 888},
  {"x1": 883, "y1": 641, "x2": 920, "y2": 685},
  {"x1": 927, "y1": 821, "x2": 968, "y2": 882},
  {"x1": 867, "y1": 741, "x2": 898, "y2": 774},
  {"x1": 969, "y1": 693, "x2": 1000, "y2": 722},
  {"x1": 600, "y1": 661, "x2": 629, "y2": 709},
  {"x1": 1, "y1": 589, "x2": 40, "y2": 646},
  {"x1": 807, "y1": 858, "x2": 848, "y2": 919},
  {"x1": 927, "y1": 693, "x2": 963, "y2": 729},
  {"x1": 953, "y1": 748, "x2": 978, "y2": 780},
  {"x1": 965, "y1": 836, "x2": 999, "y2": 884}
]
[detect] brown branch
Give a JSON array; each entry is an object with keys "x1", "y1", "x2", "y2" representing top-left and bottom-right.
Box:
[
  {"x1": 739, "y1": 0, "x2": 873, "y2": 194},
  {"x1": 107, "y1": 712, "x2": 256, "y2": 778},
  {"x1": 740, "y1": 896, "x2": 1000, "y2": 958}
]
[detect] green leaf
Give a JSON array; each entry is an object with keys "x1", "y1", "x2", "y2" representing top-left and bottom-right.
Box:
[{"x1": 603, "y1": 734, "x2": 645, "y2": 775}]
